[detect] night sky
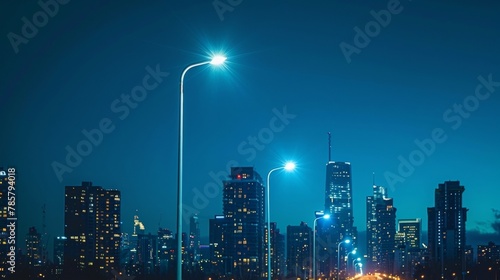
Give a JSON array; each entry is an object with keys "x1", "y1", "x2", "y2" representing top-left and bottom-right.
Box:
[{"x1": 1, "y1": 0, "x2": 500, "y2": 255}]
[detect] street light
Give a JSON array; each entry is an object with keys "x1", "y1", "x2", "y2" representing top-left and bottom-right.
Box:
[
  {"x1": 266, "y1": 161, "x2": 296, "y2": 280},
  {"x1": 312, "y1": 213, "x2": 330, "y2": 280},
  {"x1": 346, "y1": 249, "x2": 357, "y2": 278},
  {"x1": 337, "y1": 239, "x2": 351, "y2": 280},
  {"x1": 352, "y1": 257, "x2": 361, "y2": 270},
  {"x1": 176, "y1": 55, "x2": 227, "y2": 280},
  {"x1": 355, "y1": 262, "x2": 363, "y2": 276}
]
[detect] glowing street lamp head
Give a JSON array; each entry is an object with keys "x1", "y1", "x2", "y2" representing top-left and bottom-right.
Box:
[
  {"x1": 284, "y1": 162, "x2": 296, "y2": 171},
  {"x1": 356, "y1": 257, "x2": 361, "y2": 261},
  {"x1": 323, "y1": 214, "x2": 331, "y2": 219},
  {"x1": 210, "y1": 55, "x2": 227, "y2": 65},
  {"x1": 352, "y1": 249, "x2": 357, "y2": 254},
  {"x1": 344, "y1": 239, "x2": 351, "y2": 244}
]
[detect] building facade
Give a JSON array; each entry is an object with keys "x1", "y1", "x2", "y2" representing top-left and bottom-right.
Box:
[
  {"x1": 427, "y1": 181, "x2": 467, "y2": 279},
  {"x1": 321, "y1": 161, "x2": 358, "y2": 278},
  {"x1": 286, "y1": 222, "x2": 312, "y2": 278},
  {"x1": 366, "y1": 185, "x2": 397, "y2": 275},
  {"x1": 222, "y1": 167, "x2": 265, "y2": 279},
  {"x1": 64, "y1": 181, "x2": 121, "y2": 275}
]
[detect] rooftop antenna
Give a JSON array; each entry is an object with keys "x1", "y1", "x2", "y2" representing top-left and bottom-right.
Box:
[
  {"x1": 373, "y1": 172, "x2": 375, "y2": 186},
  {"x1": 42, "y1": 204, "x2": 48, "y2": 264},
  {"x1": 328, "y1": 132, "x2": 332, "y2": 162}
]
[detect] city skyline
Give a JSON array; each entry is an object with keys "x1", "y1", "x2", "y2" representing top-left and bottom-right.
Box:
[{"x1": 2, "y1": 0, "x2": 500, "y2": 275}]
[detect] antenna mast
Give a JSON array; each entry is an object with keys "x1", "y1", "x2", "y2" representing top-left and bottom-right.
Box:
[{"x1": 328, "y1": 132, "x2": 332, "y2": 162}]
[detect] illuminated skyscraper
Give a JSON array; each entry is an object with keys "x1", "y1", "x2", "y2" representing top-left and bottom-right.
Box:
[
  {"x1": 53, "y1": 236, "x2": 66, "y2": 265},
  {"x1": 320, "y1": 134, "x2": 358, "y2": 277},
  {"x1": 394, "y1": 219, "x2": 421, "y2": 278},
  {"x1": 222, "y1": 167, "x2": 265, "y2": 278},
  {"x1": 427, "y1": 181, "x2": 467, "y2": 279},
  {"x1": 286, "y1": 222, "x2": 312, "y2": 278},
  {"x1": 398, "y1": 218, "x2": 421, "y2": 251},
  {"x1": 366, "y1": 185, "x2": 396, "y2": 274},
  {"x1": 64, "y1": 181, "x2": 121, "y2": 275},
  {"x1": 189, "y1": 214, "x2": 200, "y2": 264},
  {"x1": 324, "y1": 162, "x2": 357, "y2": 273},
  {"x1": 209, "y1": 215, "x2": 226, "y2": 276},
  {"x1": 265, "y1": 222, "x2": 285, "y2": 278},
  {"x1": 157, "y1": 228, "x2": 175, "y2": 275},
  {"x1": 26, "y1": 226, "x2": 42, "y2": 267}
]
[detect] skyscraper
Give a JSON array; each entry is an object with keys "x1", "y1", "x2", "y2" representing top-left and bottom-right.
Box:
[
  {"x1": 53, "y1": 236, "x2": 67, "y2": 266},
  {"x1": 286, "y1": 222, "x2": 312, "y2": 278},
  {"x1": 64, "y1": 181, "x2": 121, "y2": 275},
  {"x1": 394, "y1": 219, "x2": 422, "y2": 279},
  {"x1": 157, "y1": 228, "x2": 175, "y2": 275},
  {"x1": 321, "y1": 162, "x2": 357, "y2": 277},
  {"x1": 398, "y1": 218, "x2": 421, "y2": 251},
  {"x1": 189, "y1": 214, "x2": 200, "y2": 264},
  {"x1": 222, "y1": 167, "x2": 265, "y2": 278},
  {"x1": 26, "y1": 226, "x2": 42, "y2": 267},
  {"x1": 427, "y1": 181, "x2": 467, "y2": 279},
  {"x1": 209, "y1": 215, "x2": 226, "y2": 276},
  {"x1": 320, "y1": 134, "x2": 358, "y2": 278},
  {"x1": 266, "y1": 222, "x2": 285, "y2": 278},
  {"x1": 366, "y1": 185, "x2": 397, "y2": 274}
]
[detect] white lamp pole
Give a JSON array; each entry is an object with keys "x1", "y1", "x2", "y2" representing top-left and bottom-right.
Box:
[
  {"x1": 176, "y1": 55, "x2": 226, "y2": 280},
  {"x1": 266, "y1": 162, "x2": 295, "y2": 280},
  {"x1": 337, "y1": 239, "x2": 350, "y2": 280},
  {"x1": 313, "y1": 213, "x2": 330, "y2": 280}
]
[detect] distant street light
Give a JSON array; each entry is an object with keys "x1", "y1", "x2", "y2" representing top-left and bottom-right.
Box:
[
  {"x1": 355, "y1": 262, "x2": 363, "y2": 276},
  {"x1": 352, "y1": 258, "x2": 361, "y2": 276},
  {"x1": 337, "y1": 239, "x2": 351, "y2": 280},
  {"x1": 346, "y1": 249, "x2": 357, "y2": 278},
  {"x1": 312, "y1": 213, "x2": 331, "y2": 279},
  {"x1": 266, "y1": 162, "x2": 296, "y2": 280},
  {"x1": 176, "y1": 55, "x2": 226, "y2": 280}
]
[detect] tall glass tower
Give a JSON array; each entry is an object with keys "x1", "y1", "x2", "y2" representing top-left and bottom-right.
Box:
[
  {"x1": 427, "y1": 181, "x2": 467, "y2": 279},
  {"x1": 366, "y1": 185, "x2": 396, "y2": 274},
  {"x1": 319, "y1": 133, "x2": 357, "y2": 278},
  {"x1": 222, "y1": 167, "x2": 265, "y2": 278}
]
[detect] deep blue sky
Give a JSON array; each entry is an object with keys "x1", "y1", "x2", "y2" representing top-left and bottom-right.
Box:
[{"x1": 1, "y1": 0, "x2": 500, "y2": 254}]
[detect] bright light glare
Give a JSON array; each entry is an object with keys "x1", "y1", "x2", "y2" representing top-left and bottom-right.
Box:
[
  {"x1": 345, "y1": 239, "x2": 351, "y2": 244},
  {"x1": 356, "y1": 257, "x2": 361, "y2": 261},
  {"x1": 210, "y1": 55, "x2": 227, "y2": 65},
  {"x1": 352, "y1": 249, "x2": 357, "y2": 254},
  {"x1": 323, "y1": 214, "x2": 331, "y2": 219},
  {"x1": 284, "y1": 162, "x2": 296, "y2": 171}
]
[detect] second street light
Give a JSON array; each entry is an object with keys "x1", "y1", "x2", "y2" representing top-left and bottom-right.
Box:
[
  {"x1": 176, "y1": 55, "x2": 226, "y2": 280},
  {"x1": 313, "y1": 212, "x2": 330, "y2": 280},
  {"x1": 337, "y1": 239, "x2": 350, "y2": 280},
  {"x1": 346, "y1": 248, "x2": 357, "y2": 278},
  {"x1": 266, "y1": 162, "x2": 295, "y2": 280}
]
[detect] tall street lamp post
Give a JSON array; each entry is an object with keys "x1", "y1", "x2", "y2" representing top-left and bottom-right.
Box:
[
  {"x1": 312, "y1": 213, "x2": 330, "y2": 280},
  {"x1": 346, "y1": 249, "x2": 357, "y2": 278},
  {"x1": 266, "y1": 162, "x2": 296, "y2": 280},
  {"x1": 337, "y1": 239, "x2": 350, "y2": 280},
  {"x1": 176, "y1": 55, "x2": 226, "y2": 280}
]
